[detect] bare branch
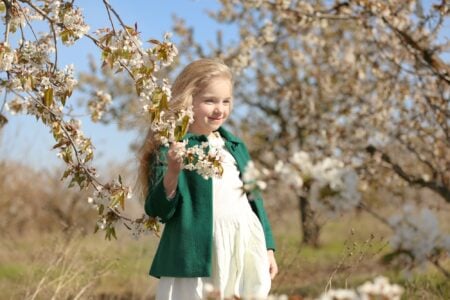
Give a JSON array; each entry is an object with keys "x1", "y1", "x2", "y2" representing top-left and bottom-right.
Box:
[{"x1": 366, "y1": 145, "x2": 450, "y2": 202}]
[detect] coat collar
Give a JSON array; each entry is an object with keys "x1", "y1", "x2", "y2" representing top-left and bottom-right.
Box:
[{"x1": 183, "y1": 126, "x2": 243, "y2": 145}]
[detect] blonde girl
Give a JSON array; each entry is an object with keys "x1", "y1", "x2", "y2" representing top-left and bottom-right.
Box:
[{"x1": 137, "y1": 58, "x2": 277, "y2": 299}]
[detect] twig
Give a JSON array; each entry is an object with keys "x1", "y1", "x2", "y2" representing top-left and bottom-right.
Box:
[
  {"x1": 83, "y1": 33, "x2": 136, "y2": 80},
  {"x1": 19, "y1": 0, "x2": 137, "y2": 80},
  {"x1": 3, "y1": 0, "x2": 12, "y2": 43},
  {"x1": 12, "y1": 90, "x2": 103, "y2": 189},
  {"x1": 0, "y1": 88, "x2": 8, "y2": 114},
  {"x1": 358, "y1": 202, "x2": 391, "y2": 227},
  {"x1": 102, "y1": 0, "x2": 116, "y2": 33},
  {"x1": 381, "y1": 17, "x2": 450, "y2": 85},
  {"x1": 102, "y1": 0, "x2": 146, "y2": 57},
  {"x1": 50, "y1": 22, "x2": 58, "y2": 72},
  {"x1": 365, "y1": 145, "x2": 450, "y2": 202},
  {"x1": 19, "y1": 2, "x2": 38, "y2": 41},
  {"x1": 432, "y1": 259, "x2": 450, "y2": 279}
]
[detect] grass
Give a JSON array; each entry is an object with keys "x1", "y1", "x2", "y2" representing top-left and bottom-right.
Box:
[
  {"x1": 0, "y1": 264, "x2": 25, "y2": 281},
  {"x1": 0, "y1": 211, "x2": 448, "y2": 299},
  {"x1": 269, "y1": 210, "x2": 448, "y2": 299},
  {"x1": 0, "y1": 228, "x2": 159, "y2": 299}
]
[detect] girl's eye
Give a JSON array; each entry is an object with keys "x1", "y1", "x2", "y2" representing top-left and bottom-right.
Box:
[{"x1": 205, "y1": 99, "x2": 214, "y2": 103}]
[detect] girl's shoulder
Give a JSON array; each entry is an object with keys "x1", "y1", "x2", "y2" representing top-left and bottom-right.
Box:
[{"x1": 217, "y1": 127, "x2": 244, "y2": 145}]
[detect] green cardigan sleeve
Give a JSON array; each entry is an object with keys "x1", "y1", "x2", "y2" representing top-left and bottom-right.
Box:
[
  {"x1": 249, "y1": 186, "x2": 276, "y2": 251},
  {"x1": 239, "y1": 143, "x2": 276, "y2": 251},
  {"x1": 144, "y1": 147, "x2": 180, "y2": 223}
]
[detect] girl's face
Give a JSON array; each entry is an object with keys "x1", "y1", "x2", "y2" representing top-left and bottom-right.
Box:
[{"x1": 189, "y1": 76, "x2": 233, "y2": 136}]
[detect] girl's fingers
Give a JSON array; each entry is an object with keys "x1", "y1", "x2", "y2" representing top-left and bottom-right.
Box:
[
  {"x1": 169, "y1": 141, "x2": 184, "y2": 154},
  {"x1": 270, "y1": 262, "x2": 278, "y2": 279},
  {"x1": 267, "y1": 251, "x2": 278, "y2": 279},
  {"x1": 167, "y1": 143, "x2": 184, "y2": 173}
]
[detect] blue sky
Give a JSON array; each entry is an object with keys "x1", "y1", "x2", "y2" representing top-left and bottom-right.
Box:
[{"x1": 0, "y1": 0, "x2": 448, "y2": 174}]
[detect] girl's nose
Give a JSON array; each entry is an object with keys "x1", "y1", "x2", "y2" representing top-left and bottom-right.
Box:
[{"x1": 213, "y1": 106, "x2": 222, "y2": 114}]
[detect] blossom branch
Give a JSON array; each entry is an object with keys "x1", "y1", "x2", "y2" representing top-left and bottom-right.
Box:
[
  {"x1": 2, "y1": 0, "x2": 181, "y2": 240},
  {"x1": 101, "y1": 0, "x2": 145, "y2": 57},
  {"x1": 366, "y1": 145, "x2": 450, "y2": 202},
  {"x1": 15, "y1": 90, "x2": 100, "y2": 187},
  {"x1": 381, "y1": 17, "x2": 450, "y2": 85}
]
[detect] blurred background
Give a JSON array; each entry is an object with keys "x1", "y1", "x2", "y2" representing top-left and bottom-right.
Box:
[{"x1": 1, "y1": 0, "x2": 449, "y2": 299}]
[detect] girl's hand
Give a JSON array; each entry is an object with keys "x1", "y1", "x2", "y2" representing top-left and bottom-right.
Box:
[
  {"x1": 166, "y1": 142, "x2": 184, "y2": 175},
  {"x1": 267, "y1": 250, "x2": 278, "y2": 280},
  {"x1": 163, "y1": 142, "x2": 184, "y2": 199}
]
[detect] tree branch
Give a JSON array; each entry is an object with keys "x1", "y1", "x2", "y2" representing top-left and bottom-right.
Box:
[
  {"x1": 366, "y1": 145, "x2": 450, "y2": 202},
  {"x1": 382, "y1": 17, "x2": 450, "y2": 85}
]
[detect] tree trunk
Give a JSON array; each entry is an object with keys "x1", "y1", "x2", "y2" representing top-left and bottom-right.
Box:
[{"x1": 299, "y1": 195, "x2": 321, "y2": 247}]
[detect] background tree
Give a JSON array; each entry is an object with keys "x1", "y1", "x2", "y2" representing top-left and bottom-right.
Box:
[
  {"x1": 167, "y1": 0, "x2": 450, "y2": 250},
  {"x1": 78, "y1": 1, "x2": 450, "y2": 253}
]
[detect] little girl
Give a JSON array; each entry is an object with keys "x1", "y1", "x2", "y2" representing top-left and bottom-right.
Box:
[{"x1": 138, "y1": 58, "x2": 278, "y2": 299}]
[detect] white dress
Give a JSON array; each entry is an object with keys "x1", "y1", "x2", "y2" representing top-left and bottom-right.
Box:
[{"x1": 155, "y1": 132, "x2": 271, "y2": 300}]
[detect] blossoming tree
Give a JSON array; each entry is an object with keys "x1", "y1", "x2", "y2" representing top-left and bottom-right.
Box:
[{"x1": 169, "y1": 0, "x2": 450, "y2": 275}]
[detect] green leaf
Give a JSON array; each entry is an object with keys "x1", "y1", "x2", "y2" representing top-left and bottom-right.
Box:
[
  {"x1": 135, "y1": 78, "x2": 143, "y2": 95},
  {"x1": 61, "y1": 89, "x2": 71, "y2": 106},
  {"x1": 160, "y1": 93, "x2": 169, "y2": 110},
  {"x1": 60, "y1": 169, "x2": 71, "y2": 181},
  {"x1": 85, "y1": 151, "x2": 93, "y2": 163},
  {"x1": 52, "y1": 140, "x2": 67, "y2": 150},
  {"x1": 151, "y1": 107, "x2": 160, "y2": 122},
  {"x1": 174, "y1": 126, "x2": 181, "y2": 141},
  {"x1": 181, "y1": 115, "x2": 190, "y2": 137},
  {"x1": 119, "y1": 192, "x2": 125, "y2": 210},
  {"x1": 0, "y1": 114, "x2": 8, "y2": 129},
  {"x1": 61, "y1": 148, "x2": 72, "y2": 164},
  {"x1": 60, "y1": 30, "x2": 69, "y2": 43},
  {"x1": 148, "y1": 39, "x2": 161, "y2": 45},
  {"x1": 43, "y1": 88, "x2": 54, "y2": 107}
]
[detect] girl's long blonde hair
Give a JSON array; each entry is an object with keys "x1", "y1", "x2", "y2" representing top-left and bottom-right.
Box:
[{"x1": 135, "y1": 58, "x2": 233, "y2": 202}]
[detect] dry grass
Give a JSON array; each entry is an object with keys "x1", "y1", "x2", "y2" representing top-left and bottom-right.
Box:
[
  {"x1": 0, "y1": 159, "x2": 449, "y2": 299},
  {"x1": 0, "y1": 228, "x2": 160, "y2": 300}
]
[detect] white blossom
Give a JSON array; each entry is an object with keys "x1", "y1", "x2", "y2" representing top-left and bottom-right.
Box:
[
  {"x1": 0, "y1": 43, "x2": 15, "y2": 71},
  {"x1": 316, "y1": 276, "x2": 404, "y2": 300},
  {"x1": 316, "y1": 289, "x2": 358, "y2": 300},
  {"x1": 88, "y1": 90, "x2": 112, "y2": 122},
  {"x1": 57, "y1": 5, "x2": 90, "y2": 45},
  {"x1": 309, "y1": 164, "x2": 360, "y2": 217},
  {"x1": 153, "y1": 32, "x2": 178, "y2": 66},
  {"x1": 358, "y1": 276, "x2": 404, "y2": 300},
  {"x1": 243, "y1": 161, "x2": 268, "y2": 192},
  {"x1": 261, "y1": 20, "x2": 276, "y2": 43}
]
